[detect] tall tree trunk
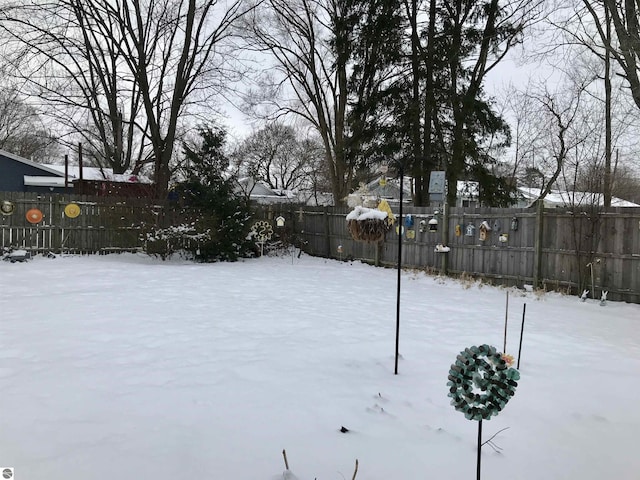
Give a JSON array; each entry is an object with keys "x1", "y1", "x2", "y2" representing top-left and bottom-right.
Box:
[{"x1": 604, "y1": 1, "x2": 613, "y2": 207}]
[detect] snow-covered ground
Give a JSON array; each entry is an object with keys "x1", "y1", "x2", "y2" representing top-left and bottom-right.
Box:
[{"x1": 0, "y1": 253, "x2": 638, "y2": 480}]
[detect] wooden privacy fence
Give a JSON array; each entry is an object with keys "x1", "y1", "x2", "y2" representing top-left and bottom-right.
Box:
[
  {"x1": 3, "y1": 192, "x2": 640, "y2": 303},
  {"x1": 263, "y1": 204, "x2": 640, "y2": 304},
  {"x1": 0, "y1": 191, "x2": 176, "y2": 254}
]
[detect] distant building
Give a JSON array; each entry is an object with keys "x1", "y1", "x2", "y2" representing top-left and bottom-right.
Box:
[
  {"x1": 347, "y1": 176, "x2": 480, "y2": 208},
  {"x1": 0, "y1": 148, "x2": 153, "y2": 197},
  {"x1": 516, "y1": 187, "x2": 640, "y2": 208}
]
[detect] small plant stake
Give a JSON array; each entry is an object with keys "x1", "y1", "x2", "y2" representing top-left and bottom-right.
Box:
[
  {"x1": 447, "y1": 345, "x2": 520, "y2": 480},
  {"x1": 517, "y1": 304, "x2": 526, "y2": 370},
  {"x1": 503, "y1": 291, "x2": 509, "y2": 352}
]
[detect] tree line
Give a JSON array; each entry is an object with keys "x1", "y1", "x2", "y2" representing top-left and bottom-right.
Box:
[{"x1": 1, "y1": 0, "x2": 639, "y2": 206}]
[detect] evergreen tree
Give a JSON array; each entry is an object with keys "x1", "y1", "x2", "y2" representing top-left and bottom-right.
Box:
[{"x1": 173, "y1": 125, "x2": 254, "y2": 262}]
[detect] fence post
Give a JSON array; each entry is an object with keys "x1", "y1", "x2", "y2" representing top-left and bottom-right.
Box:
[
  {"x1": 324, "y1": 206, "x2": 331, "y2": 258},
  {"x1": 533, "y1": 200, "x2": 544, "y2": 289},
  {"x1": 441, "y1": 203, "x2": 449, "y2": 274}
]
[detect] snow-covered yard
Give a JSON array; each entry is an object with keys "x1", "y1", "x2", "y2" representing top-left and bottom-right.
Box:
[{"x1": 0, "y1": 253, "x2": 638, "y2": 479}]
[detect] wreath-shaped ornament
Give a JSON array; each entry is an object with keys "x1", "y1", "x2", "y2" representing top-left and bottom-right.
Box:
[
  {"x1": 251, "y1": 220, "x2": 274, "y2": 242},
  {"x1": 447, "y1": 344, "x2": 520, "y2": 421}
]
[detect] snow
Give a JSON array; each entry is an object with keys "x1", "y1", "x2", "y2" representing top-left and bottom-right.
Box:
[
  {"x1": 0, "y1": 253, "x2": 639, "y2": 480},
  {"x1": 346, "y1": 206, "x2": 389, "y2": 221}
]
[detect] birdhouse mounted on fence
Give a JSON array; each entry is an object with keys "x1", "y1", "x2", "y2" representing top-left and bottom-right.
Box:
[
  {"x1": 479, "y1": 221, "x2": 491, "y2": 241},
  {"x1": 275, "y1": 215, "x2": 286, "y2": 227},
  {"x1": 465, "y1": 223, "x2": 476, "y2": 237},
  {"x1": 511, "y1": 217, "x2": 519, "y2": 231},
  {"x1": 428, "y1": 217, "x2": 438, "y2": 232}
]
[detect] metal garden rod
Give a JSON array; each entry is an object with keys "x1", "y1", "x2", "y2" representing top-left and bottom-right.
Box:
[
  {"x1": 517, "y1": 303, "x2": 526, "y2": 370},
  {"x1": 477, "y1": 419, "x2": 483, "y2": 480},
  {"x1": 394, "y1": 163, "x2": 404, "y2": 375}
]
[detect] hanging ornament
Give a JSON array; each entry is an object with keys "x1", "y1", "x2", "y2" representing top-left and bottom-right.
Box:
[
  {"x1": 26, "y1": 208, "x2": 43, "y2": 224},
  {"x1": 64, "y1": 203, "x2": 81, "y2": 218},
  {"x1": 1, "y1": 200, "x2": 15, "y2": 215}
]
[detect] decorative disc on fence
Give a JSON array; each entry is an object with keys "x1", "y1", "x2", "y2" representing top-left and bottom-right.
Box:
[
  {"x1": 1, "y1": 200, "x2": 15, "y2": 215},
  {"x1": 251, "y1": 220, "x2": 274, "y2": 242},
  {"x1": 447, "y1": 344, "x2": 520, "y2": 421},
  {"x1": 64, "y1": 203, "x2": 81, "y2": 218},
  {"x1": 26, "y1": 208, "x2": 44, "y2": 224}
]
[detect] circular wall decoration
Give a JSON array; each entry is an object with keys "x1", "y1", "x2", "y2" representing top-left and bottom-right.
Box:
[
  {"x1": 1, "y1": 200, "x2": 15, "y2": 215},
  {"x1": 447, "y1": 344, "x2": 520, "y2": 421},
  {"x1": 26, "y1": 208, "x2": 44, "y2": 224},
  {"x1": 64, "y1": 203, "x2": 81, "y2": 218}
]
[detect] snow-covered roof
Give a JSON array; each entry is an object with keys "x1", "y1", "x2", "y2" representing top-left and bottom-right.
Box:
[
  {"x1": 42, "y1": 164, "x2": 152, "y2": 184},
  {"x1": 518, "y1": 187, "x2": 640, "y2": 208}
]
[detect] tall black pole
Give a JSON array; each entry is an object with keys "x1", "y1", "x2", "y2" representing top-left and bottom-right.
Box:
[
  {"x1": 394, "y1": 165, "x2": 403, "y2": 375},
  {"x1": 517, "y1": 303, "x2": 526, "y2": 370},
  {"x1": 477, "y1": 420, "x2": 483, "y2": 480}
]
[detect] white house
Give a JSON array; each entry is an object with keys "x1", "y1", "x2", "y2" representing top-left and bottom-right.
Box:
[{"x1": 516, "y1": 187, "x2": 640, "y2": 208}]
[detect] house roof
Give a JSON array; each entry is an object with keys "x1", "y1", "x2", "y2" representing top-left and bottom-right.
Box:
[
  {"x1": 518, "y1": 187, "x2": 640, "y2": 208},
  {"x1": 43, "y1": 164, "x2": 152, "y2": 183},
  {"x1": 0, "y1": 148, "x2": 66, "y2": 177}
]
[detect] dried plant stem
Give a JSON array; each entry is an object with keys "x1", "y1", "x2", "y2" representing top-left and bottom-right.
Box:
[
  {"x1": 282, "y1": 449, "x2": 289, "y2": 470},
  {"x1": 352, "y1": 459, "x2": 359, "y2": 480}
]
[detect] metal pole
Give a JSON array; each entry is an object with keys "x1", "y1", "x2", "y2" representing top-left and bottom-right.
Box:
[
  {"x1": 394, "y1": 165, "x2": 403, "y2": 375},
  {"x1": 517, "y1": 303, "x2": 526, "y2": 370},
  {"x1": 477, "y1": 419, "x2": 483, "y2": 480}
]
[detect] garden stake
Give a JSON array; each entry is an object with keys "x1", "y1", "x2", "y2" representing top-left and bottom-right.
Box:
[
  {"x1": 394, "y1": 163, "x2": 404, "y2": 375},
  {"x1": 477, "y1": 419, "x2": 483, "y2": 480},
  {"x1": 503, "y1": 291, "x2": 509, "y2": 353},
  {"x1": 517, "y1": 304, "x2": 526, "y2": 369}
]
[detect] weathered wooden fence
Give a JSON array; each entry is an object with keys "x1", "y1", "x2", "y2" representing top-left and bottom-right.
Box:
[
  {"x1": 3, "y1": 192, "x2": 640, "y2": 303},
  {"x1": 262, "y1": 204, "x2": 640, "y2": 304},
  {"x1": 0, "y1": 192, "x2": 174, "y2": 254}
]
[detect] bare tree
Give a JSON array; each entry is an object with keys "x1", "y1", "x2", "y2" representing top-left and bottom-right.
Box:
[
  {"x1": 0, "y1": 86, "x2": 58, "y2": 160},
  {"x1": 232, "y1": 122, "x2": 321, "y2": 192},
  {"x1": 0, "y1": 1, "x2": 148, "y2": 173},
  {"x1": 0, "y1": 0, "x2": 256, "y2": 197}
]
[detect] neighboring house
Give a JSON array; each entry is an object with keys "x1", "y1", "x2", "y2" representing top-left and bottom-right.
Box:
[
  {"x1": 516, "y1": 187, "x2": 640, "y2": 208},
  {"x1": 0, "y1": 149, "x2": 67, "y2": 193},
  {"x1": 348, "y1": 176, "x2": 480, "y2": 208},
  {"x1": 0, "y1": 149, "x2": 152, "y2": 196},
  {"x1": 235, "y1": 177, "x2": 297, "y2": 205}
]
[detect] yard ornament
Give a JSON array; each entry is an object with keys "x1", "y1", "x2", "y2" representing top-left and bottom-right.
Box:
[
  {"x1": 447, "y1": 344, "x2": 520, "y2": 480},
  {"x1": 1, "y1": 200, "x2": 15, "y2": 215},
  {"x1": 26, "y1": 208, "x2": 43, "y2": 224}
]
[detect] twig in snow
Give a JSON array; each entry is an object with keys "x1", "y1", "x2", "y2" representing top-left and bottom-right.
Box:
[
  {"x1": 282, "y1": 449, "x2": 289, "y2": 470},
  {"x1": 352, "y1": 459, "x2": 359, "y2": 480},
  {"x1": 481, "y1": 427, "x2": 510, "y2": 453}
]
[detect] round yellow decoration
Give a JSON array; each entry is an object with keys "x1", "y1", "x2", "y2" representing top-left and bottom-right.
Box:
[{"x1": 64, "y1": 203, "x2": 81, "y2": 218}]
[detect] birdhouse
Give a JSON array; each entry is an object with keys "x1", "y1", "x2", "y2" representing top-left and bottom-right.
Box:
[
  {"x1": 465, "y1": 223, "x2": 476, "y2": 237},
  {"x1": 405, "y1": 215, "x2": 414, "y2": 228},
  {"x1": 511, "y1": 217, "x2": 519, "y2": 231},
  {"x1": 428, "y1": 217, "x2": 438, "y2": 232},
  {"x1": 499, "y1": 233, "x2": 508, "y2": 243},
  {"x1": 479, "y1": 221, "x2": 491, "y2": 241},
  {"x1": 275, "y1": 215, "x2": 286, "y2": 227},
  {"x1": 419, "y1": 219, "x2": 427, "y2": 233}
]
